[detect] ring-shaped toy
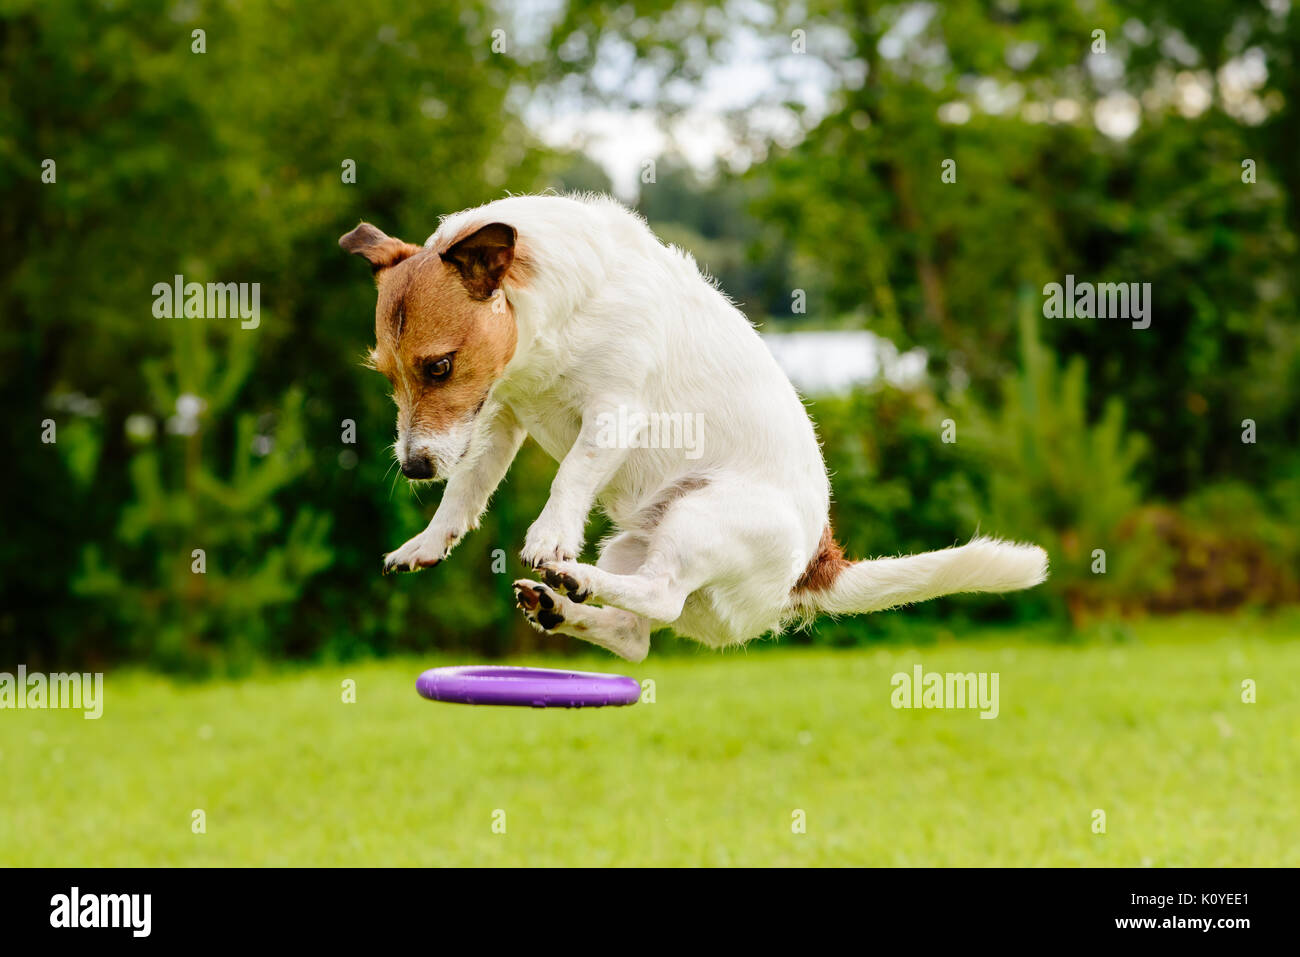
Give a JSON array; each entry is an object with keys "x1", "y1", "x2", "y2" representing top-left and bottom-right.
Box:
[{"x1": 416, "y1": 666, "x2": 640, "y2": 708}]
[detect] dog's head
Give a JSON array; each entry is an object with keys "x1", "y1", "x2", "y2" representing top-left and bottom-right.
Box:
[{"x1": 340, "y1": 221, "x2": 518, "y2": 481}]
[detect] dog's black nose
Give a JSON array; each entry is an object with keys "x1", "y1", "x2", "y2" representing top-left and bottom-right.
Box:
[{"x1": 400, "y1": 457, "x2": 433, "y2": 479}]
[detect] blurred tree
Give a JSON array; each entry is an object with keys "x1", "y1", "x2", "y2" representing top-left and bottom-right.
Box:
[
  {"x1": 549, "y1": 0, "x2": 1300, "y2": 496},
  {"x1": 3, "y1": 0, "x2": 1297, "y2": 665},
  {"x1": 0, "y1": 0, "x2": 566, "y2": 664},
  {"x1": 955, "y1": 290, "x2": 1163, "y2": 624},
  {"x1": 635, "y1": 160, "x2": 803, "y2": 317},
  {"x1": 73, "y1": 322, "x2": 332, "y2": 671}
]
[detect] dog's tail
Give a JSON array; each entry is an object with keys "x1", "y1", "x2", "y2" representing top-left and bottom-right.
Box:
[{"x1": 792, "y1": 528, "x2": 1048, "y2": 618}]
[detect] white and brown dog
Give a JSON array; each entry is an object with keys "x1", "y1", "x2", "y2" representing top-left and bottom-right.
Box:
[{"x1": 340, "y1": 194, "x2": 1046, "y2": 661}]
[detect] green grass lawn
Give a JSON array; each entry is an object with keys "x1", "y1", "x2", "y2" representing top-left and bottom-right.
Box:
[{"x1": 3, "y1": 612, "x2": 1298, "y2": 866}]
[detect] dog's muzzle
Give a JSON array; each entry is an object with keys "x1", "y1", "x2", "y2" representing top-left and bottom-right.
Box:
[{"x1": 400, "y1": 456, "x2": 434, "y2": 480}]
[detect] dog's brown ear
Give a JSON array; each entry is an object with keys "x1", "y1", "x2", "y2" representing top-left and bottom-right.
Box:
[
  {"x1": 339, "y1": 223, "x2": 422, "y2": 275},
  {"x1": 443, "y1": 223, "x2": 516, "y2": 299}
]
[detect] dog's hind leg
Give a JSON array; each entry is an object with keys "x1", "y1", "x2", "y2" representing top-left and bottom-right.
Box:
[
  {"x1": 539, "y1": 479, "x2": 808, "y2": 635},
  {"x1": 543, "y1": 553, "x2": 693, "y2": 624},
  {"x1": 536, "y1": 529, "x2": 651, "y2": 604},
  {"x1": 512, "y1": 580, "x2": 652, "y2": 662}
]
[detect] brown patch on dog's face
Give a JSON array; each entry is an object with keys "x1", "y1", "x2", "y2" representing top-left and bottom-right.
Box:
[{"x1": 340, "y1": 221, "x2": 518, "y2": 479}]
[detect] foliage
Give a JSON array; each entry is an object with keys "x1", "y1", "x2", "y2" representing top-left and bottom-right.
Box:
[
  {"x1": 1133, "y1": 480, "x2": 1300, "y2": 612},
  {"x1": 801, "y1": 291, "x2": 1152, "y2": 636},
  {"x1": 1, "y1": 0, "x2": 1297, "y2": 668},
  {"x1": 745, "y1": 1, "x2": 1298, "y2": 498},
  {"x1": 955, "y1": 292, "x2": 1160, "y2": 624},
  {"x1": 72, "y1": 322, "x2": 332, "y2": 672},
  {"x1": 0, "y1": 0, "x2": 560, "y2": 666}
]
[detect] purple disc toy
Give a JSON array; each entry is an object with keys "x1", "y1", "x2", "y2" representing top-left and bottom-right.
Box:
[{"x1": 416, "y1": 666, "x2": 640, "y2": 708}]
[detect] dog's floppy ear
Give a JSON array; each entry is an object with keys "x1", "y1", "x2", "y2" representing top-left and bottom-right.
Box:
[
  {"x1": 442, "y1": 222, "x2": 516, "y2": 299},
  {"x1": 339, "y1": 223, "x2": 422, "y2": 275}
]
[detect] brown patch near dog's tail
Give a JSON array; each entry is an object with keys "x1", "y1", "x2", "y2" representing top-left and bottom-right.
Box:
[{"x1": 794, "y1": 524, "x2": 852, "y2": 594}]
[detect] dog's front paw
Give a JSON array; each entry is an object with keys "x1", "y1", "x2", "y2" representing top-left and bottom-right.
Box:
[
  {"x1": 382, "y1": 525, "x2": 461, "y2": 576},
  {"x1": 520, "y1": 518, "x2": 582, "y2": 570}
]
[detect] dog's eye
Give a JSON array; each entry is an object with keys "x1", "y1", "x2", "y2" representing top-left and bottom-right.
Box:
[{"x1": 423, "y1": 355, "x2": 453, "y2": 382}]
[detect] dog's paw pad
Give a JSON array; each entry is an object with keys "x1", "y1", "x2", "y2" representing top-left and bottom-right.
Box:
[
  {"x1": 539, "y1": 565, "x2": 590, "y2": 603},
  {"x1": 512, "y1": 580, "x2": 540, "y2": 610},
  {"x1": 536, "y1": 607, "x2": 564, "y2": 629},
  {"x1": 513, "y1": 580, "x2": 566, "y2": 631}
]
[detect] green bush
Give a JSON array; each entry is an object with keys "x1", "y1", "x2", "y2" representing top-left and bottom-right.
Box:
[
  {"x1": 953, "y1": 293, "x2": 1179, "y2": 624},
  {"x1": 1131, "y1": 480, "x2": 1300, "y2": 612},
  {"x1": 806, "y1": 293, "x2": 1164, "y2": 637},
  {"x1": 73, "y1": 324, "x2": 332, "y2": 672}
]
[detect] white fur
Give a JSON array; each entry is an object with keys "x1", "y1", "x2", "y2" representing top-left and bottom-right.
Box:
[
  {"x1": 805, "y1": 535, "x2": 1049, "y2": 618},
  {"x1": 398, "y1": 414, "x2": 474, "y2": 480},
  {"x1": 388, "y1": 194, "x2": 1047, "y2": 660}
]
